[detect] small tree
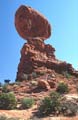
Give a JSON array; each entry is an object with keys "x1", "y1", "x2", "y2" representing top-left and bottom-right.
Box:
[
  {"x1": 0, "y1": 82, "x2": 2, "y2": 87},
  {"x1": 4, "y1": 79, "x2": 10, "y2": 84}
]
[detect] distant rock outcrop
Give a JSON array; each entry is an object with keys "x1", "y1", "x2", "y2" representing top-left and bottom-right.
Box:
[{"x1": 15, "y1": 5, "x2": 78, "y2": 81}]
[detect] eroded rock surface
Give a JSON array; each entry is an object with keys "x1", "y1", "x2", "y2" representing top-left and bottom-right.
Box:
[
  {"x1": 15, "y1": 5, "x2": 51, "y2": 41},
  {"x1": 16, "y1": 39, "x2": 56, "y2": 81}
]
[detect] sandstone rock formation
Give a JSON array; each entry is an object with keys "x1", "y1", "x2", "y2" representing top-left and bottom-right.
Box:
[
  {"x1": 15, "y1": 5, "x2": 51, "y2": 40},
  {"x1": 38, "y1": 79, "x2": 50, "y2": 90},
  {"x1": 15, "y1": 5, "x2": 78, "y2": 81}
]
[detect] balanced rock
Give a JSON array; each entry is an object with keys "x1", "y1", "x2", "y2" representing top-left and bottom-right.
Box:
[
  {"x1": 15, "y1": 5, "x2": 51, "y2": 41},
  {"x1": 15, "y1": 5, "x2": 78, "y2": 82}
]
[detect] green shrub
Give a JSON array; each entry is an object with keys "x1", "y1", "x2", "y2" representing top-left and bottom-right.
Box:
[
  {"x1": 38, "y1": 91, "x2": 78, "y2": 116},
  {"x1": 38, "y1": 71, "x2": 46, "y2": 76},
  {"x1": 39, "y1": 97, "x2": 52, "y2": 115},
  {"x1": 21, "y1": 97, "x2": 35, "y2": 109},
  {"x1": 0, "y1": 115, "x2": 20, "y2": 120},
  {"x1": 32, "y1": 72, "x2": 38, "y2": 78},
  {"x1": 7, "y1": 117, "x2": 20, "y2": 120},
  {"x1": 2, "y1": 84, "x2": 10, "y2": 93},
  {"x1": 61, "y1": 100, "x2": 78, "y2": 116},
  {"x1": 39, "y1": 91, "x2": 61, "y2": 115},
  {"x1": 57, "y1": 82, "x2": 69, "y2": 94},
  {"x1": 50, "y1": 91, "x2": 60, "y2": 100},
  {"x1": 50, "y1": 91, "x2": 61, "y2": 112},
  {"x1": 0, "y1": 115, "x2": 7, "y2": 120},
  {"x1": 62, "y1": 71, "x2": 72, "y2": 79},
  {"x1": 0, "y1": 92, "x2": 17, "y2": 110}
]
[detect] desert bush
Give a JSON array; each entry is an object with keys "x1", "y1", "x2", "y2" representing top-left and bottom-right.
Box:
[
  {"x1": 38, "y1": 91, "x2": 78, "y2": 116},
  {"x1": 21, "y1": 97, "x2": 35, "y2": 109},
  {"x1": 0, "y1": 115, "x2": 7, "y2": 120},
  {"x1": 2, "y1": 84, "x2": 10, "y2": 93},
  {"x1": 50, "y1": 91, "x2": 61, "y2": 112},
  {"x1": 0, "y1": 115, "x2": 20, "y2": 120},
  {"x1": 32, "y1": 72, "x2": 38, "y2": 78},
  {"x1": 7, "y1": 117, "x2": 20, "y2": 120},
  {"x1": 39, "y1": 97, "x2": 52, "y2": 115},
  {"x1": 60, "y1": 100, "x2": 78, "y2": 116},
  {"x1": 37, "y1": 71, "x2": 46, "y2": 76},
  {"x1": 62, "y1": 71, "x2": 72, "y2": 79},
  {"x1": 56, "y1": 82, "x2": 69, "y2": 94},
  {"x1": 39, "y1": 91, "x2": 61, "y2": 115},
  {"x1": 50, "y1": 91, "x2": 60, "y2": 100},
  {"x1": 0, "y1": 92, "x2": 17, "y2": 110}
]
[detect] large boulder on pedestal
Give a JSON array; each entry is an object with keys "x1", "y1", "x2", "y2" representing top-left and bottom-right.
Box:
[{"x1": 15, "y1": 5, "x2": 51, "y2": 41}]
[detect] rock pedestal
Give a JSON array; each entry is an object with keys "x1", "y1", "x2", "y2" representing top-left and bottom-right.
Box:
[{"x1": 16, "y1": 38, "x2": 56, "y2": 81}]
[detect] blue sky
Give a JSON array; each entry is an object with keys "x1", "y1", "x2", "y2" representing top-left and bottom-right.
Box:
[{"x1": 0, "y1": 0, "x2": 78, "y2": 83}]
